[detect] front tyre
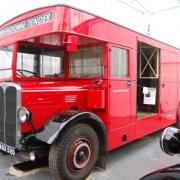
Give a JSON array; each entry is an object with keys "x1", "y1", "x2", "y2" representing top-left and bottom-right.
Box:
[
  {"x1": 49, "y1": 123, "x2": 99, "y2": 180},
  {"x1": 175, "y1": 112, "x2": 180, "y2": 129}
]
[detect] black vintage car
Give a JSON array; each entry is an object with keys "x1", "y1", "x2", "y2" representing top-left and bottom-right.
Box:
[{"x1": 141, "y1": 127, "x2": 180, "y2": 180}]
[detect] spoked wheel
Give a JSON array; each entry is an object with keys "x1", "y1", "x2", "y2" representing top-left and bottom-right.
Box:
[{"x1": 49, "y1": 123, "x2": 99, "y2": 180}]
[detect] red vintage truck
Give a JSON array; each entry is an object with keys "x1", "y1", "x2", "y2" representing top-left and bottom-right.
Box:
[{"x1": 0, "y1": 4, "x2": 180, "y2": 180}]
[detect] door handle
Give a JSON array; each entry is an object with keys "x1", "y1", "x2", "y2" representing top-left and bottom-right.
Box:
[{"x1": 127, "y1": 80, "x2": 131, "y2": 87}]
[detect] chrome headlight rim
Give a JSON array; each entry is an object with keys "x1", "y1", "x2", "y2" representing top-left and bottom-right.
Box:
[{"x1": 18, "y1": 107, "x2": 31, "y2": 123}]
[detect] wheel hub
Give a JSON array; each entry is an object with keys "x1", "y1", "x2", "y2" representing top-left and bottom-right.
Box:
[
  {"x1": 66, "y1": 137, "x2": 93, "y2": 174},
  {"x1": 73, "y1": 142, "x2": 91, "y2": 169}
]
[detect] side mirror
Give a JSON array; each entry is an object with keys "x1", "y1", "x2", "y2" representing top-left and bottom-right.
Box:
[{"x1": 160, "y1": 127, "x2": 180, "y2": 155}]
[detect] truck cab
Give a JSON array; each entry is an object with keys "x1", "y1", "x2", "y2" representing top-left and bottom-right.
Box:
[{"x1": 0, "y1": 6, "x2": 108, "y2": 180}]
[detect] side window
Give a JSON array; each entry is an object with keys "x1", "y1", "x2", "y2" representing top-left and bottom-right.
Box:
[{"x1": 111, "y1": 47, "x2": 128, "y2": 78}]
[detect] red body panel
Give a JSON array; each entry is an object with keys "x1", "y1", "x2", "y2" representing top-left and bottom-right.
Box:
[
  {"x1": 18, "y1": 80, "x2": 108, "y2": 132},
  {"x1": 0, "y1": 5, "x2": 180, "y2": 152}
]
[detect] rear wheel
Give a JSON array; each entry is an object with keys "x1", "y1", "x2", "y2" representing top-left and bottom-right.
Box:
[{"x1": 49, "y1": 123, "x2": 99, "y2": 180}]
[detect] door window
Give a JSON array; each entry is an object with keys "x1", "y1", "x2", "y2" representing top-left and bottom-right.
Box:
[{"x1": 111, "y1": 47, "x2": 128, "y2": 78}]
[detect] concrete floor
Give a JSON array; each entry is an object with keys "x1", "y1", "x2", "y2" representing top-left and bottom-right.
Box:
[{"x1": 0, "y1": 131, "x2": 180, "y2": 180}]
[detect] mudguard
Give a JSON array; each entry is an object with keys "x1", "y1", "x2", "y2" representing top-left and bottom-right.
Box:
[{"x1": 36, "y1": 110, "x2": 108, "y2": 169}]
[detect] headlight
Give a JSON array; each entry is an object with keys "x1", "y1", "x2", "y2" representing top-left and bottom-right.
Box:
[{"x1": 18, "y1": 107, "x2": 31, "y2": 123}]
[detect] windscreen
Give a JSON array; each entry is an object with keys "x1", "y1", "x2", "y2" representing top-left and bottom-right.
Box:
[
  {"x1": 69, "y1": 46, "x2": 103, "y2": 77},
  {"x1": 17, "y1": 44, "x2": 64, "y2": 78}
]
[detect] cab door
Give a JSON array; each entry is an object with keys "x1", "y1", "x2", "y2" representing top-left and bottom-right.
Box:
[{"x1": 109, "y1": 45, "x2": 132, "y2": 131}]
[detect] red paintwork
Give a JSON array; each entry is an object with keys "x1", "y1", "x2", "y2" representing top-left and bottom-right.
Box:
[
  {"x1": 0, "y1": 5, "x2": 180, "y2": 151},
  {"x1": 87, "y1": 90, "x2": 105, "y2": 109}
]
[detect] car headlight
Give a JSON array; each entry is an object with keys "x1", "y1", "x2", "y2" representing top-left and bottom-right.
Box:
[{"x1": 18, "y1": 107, "x2": 31, "y2": 123}]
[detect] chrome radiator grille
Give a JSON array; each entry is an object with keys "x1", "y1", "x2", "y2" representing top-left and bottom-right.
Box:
[{"x1": 0, "y1": 83, "x2": 21, "y2": 148}]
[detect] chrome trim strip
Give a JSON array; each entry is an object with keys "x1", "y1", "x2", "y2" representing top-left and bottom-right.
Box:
[{"x1": 23, "y1": 89, "x2": 87, "y2": 93}]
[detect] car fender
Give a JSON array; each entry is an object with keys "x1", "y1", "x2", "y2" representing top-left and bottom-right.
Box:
[{"x1": 141, "y1": 163, "x2": 180, "y2": 180}]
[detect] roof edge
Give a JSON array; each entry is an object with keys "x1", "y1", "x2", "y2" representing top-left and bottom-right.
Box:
[{"x1": 0, "y1": 3, "x2": 179, "y2": 50}]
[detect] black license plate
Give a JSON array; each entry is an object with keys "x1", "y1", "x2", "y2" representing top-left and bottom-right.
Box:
[{"x1": 0, "y1": 142, "x2": 15, "y2": 155}]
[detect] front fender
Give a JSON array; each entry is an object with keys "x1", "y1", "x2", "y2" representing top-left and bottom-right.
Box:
[
  {"x1": 35, "y1": 110, "x2": 79, "y2": 144},
  {"x1": 35, "y1": 110, "x2": 108, "y2": 169},
  {"x1": 36, "y1": 110, "x2": 106, "y2": 144}
]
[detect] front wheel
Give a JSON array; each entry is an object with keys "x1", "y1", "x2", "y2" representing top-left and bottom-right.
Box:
[
  {"x1": 49, "y1": 123, "x2": 99, "y2": 180},
  {"x1": 175, "y1": 112, "x2": 180, "y2": 129}
]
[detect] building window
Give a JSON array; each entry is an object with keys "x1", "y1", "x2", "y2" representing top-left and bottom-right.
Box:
[{"x1": 111, "y1": 47, "x2": 128, "y2": 78}]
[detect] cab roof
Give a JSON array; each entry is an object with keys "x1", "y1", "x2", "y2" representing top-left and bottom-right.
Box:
[{"x1": 0, "y1": 4, "x2": 179, "y2": 52}]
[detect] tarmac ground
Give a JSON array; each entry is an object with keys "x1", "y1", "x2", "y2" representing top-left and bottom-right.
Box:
[{"x1": 0, "y1": 130, "x2": 180, "y2": 180}]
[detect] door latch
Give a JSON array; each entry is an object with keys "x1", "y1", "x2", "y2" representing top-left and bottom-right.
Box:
[{"x1": 127, "y1": 80, "x2": 131, "y2": 87}]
